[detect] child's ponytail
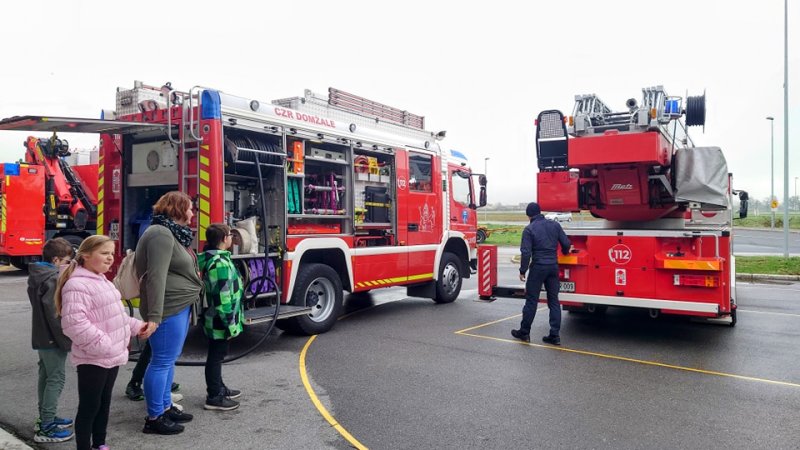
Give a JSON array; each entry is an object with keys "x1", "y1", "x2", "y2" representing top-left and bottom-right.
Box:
[{"x1": 54, "y1": 260, "x2": 79, "y2": 317}]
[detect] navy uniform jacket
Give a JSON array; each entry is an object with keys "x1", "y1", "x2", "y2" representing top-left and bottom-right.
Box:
[{"x1": 519, "y1": 214, "x2": 571, "y2": 274}]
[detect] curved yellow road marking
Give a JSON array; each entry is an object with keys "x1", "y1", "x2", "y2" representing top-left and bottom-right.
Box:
[
  {"x1": 299, "y1": 297, "x2": 407, "y2": 449},
  {"x1": 300, "y1": 335, "x2": 368, "y2": 450},
  {"x1": 455, "y1": 314, "x2": 800, "y2": 389}
]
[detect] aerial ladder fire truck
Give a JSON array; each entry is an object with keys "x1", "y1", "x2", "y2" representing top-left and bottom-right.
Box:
[
  {"x1": 479, "y1": 86, "x2": 745, "y2": 326},
  {"x1": 0, "y1": 81, "x2": 486, "y2": 335},
  {"x1": 0, "y1": 135, "x2": 98, "y2": 269}
]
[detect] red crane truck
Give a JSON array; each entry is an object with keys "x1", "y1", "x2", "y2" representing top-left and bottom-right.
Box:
[
  {"x1": 479, "y1": 86, "x2": 744, "y2": 326},
  {"x1": 0, "y1": 135, "x2": 98, "y2": 269}
]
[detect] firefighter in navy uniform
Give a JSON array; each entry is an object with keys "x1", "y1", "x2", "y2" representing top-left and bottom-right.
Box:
[{"x1": 512, "y1": 202, "x2": 572, "y2": 345}]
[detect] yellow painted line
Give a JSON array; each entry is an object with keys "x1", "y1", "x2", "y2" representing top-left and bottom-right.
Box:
[
  {"x1": 300, "y1": 336, "x2": 368, "y2": 450},
  {"x1": 200, "y1": 155, "x2": 209, "y2": 167},
  {"x1": 199, "y1": 184, "x2": 210, "y2": 198},
  {"x1": 199, "y1": 170, "x2": 209, "y2": 182},
  {"x1": 201, "y1": 144, "x2": 209, "y2": 151},
  {"x1": 454, "y1": 313, "x2": 523, "y2": 334},
  {"x1": 97, "y1": 202, "x2": 103, "y2": 214},
  {"x1": 98, "y1": 164, "x2": 104, "y2": 174},
  {"x1": 199, "y1": 213, "x2": 210, "y2": 228},
  {"x1": 455, "y1": 314, "x2": 800, "y2": 389},
  {"x1": 199, "y1": 198, "x2": 210, "y2": 214}
]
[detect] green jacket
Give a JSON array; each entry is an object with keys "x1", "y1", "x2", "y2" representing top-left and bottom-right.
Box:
[
  {"x1": 135, "y1": 225, "x2": 203, "y2": 323},
  {"x1": 198, "y1": 250, "x2": 244, "y2": 340}
]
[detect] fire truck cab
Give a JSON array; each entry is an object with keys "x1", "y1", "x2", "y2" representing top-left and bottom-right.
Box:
[{"x1": 0, "y1": 81, "x2": 486, "y2": 335}]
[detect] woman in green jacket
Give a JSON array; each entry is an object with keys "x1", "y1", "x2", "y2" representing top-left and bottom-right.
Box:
[
  {"x1": 136, "y1": 191, "x2": 201, "y2": 434},
  {"x1": 198, "y1": 223, "x2": 244, "y2": 411}
]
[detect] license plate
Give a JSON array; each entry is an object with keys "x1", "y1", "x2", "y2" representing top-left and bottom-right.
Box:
[{"x1": 539, "y1": 281, "x2": 575, "y2": 293}]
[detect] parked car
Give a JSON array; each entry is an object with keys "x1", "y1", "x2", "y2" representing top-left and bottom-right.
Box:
[{"x1": 545, "y1": 212, "x2": 573, "y2": 222}]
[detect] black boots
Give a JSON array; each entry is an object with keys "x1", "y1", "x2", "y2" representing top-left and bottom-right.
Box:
[
  {"x1": 511, "y1": 329, "x2": 531, "y2": 342},
  {"x1": 143, "y1": 415, "x2": 184, "y2": 435}
]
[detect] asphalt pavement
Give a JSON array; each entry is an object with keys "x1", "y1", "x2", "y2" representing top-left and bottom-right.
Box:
[
  {"x1": 1, "y1": 252, "x2": 799, "y2": 449},
  {"x1": 303, "y1": 257, "x2": 800, "y2": 449}
]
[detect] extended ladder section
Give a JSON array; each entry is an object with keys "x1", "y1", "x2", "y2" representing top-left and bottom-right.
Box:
[{"x1": 569, "y1": 86, "x2": 702, "y2": 150}]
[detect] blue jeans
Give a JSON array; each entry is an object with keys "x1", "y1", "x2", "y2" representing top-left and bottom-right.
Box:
[
  {"x1": 143, "y1": 306, "x2": 190, "y2": 418},
  {"x1": 519, "y1": 264, "x2": 561, "y2": 337}
]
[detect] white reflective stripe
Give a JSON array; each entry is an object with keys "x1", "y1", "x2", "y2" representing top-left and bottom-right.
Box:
[
  {"x1": 565, "y1": 228, "x2": 729, "y2": 237},
  {"x1": 352, "y1": 244, "x2": 439, "y2": 256},
  {"x1": 286, "y1": 238, "x2": 354, "y2": 297},
  {"x1": 548, "y1": 292, "x2": 720, "y2": 314}
]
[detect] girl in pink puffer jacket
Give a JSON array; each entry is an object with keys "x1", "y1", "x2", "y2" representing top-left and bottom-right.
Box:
[{"x1": 57, "y1": 235, "x2": 155, "y2": 450}]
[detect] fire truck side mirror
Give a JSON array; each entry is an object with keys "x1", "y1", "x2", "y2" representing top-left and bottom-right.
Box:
[
  {"x1": 737, "y1": 191, "x2": 749, "y2": 219},
  {"x1": 478, "y1": 175, "x2": 487, "y2": 207}
]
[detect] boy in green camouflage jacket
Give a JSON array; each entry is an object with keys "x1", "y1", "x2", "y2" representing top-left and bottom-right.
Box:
[{"x1": 198, "y1": 223, "x2": 244, "y2": 411}]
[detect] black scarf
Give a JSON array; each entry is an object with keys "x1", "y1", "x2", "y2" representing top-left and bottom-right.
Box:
[{"x1": 152, "y1": 214, "x2": 194, "y2": 248}]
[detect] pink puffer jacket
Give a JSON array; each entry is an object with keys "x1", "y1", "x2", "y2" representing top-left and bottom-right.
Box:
[{"x1": 61, "y1": 266, "x2": 145, "y2": 369}]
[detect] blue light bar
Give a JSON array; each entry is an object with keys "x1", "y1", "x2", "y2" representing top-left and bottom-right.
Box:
[
  {"x1": 4, "y1": 163, "x2": 20, "y2": 176},
  {"x1": 201, "y1": 90, "x2": 221, "y2": 120},
  {"x1": 450, "y1": 149, "x2": 468, "y2": 160}
]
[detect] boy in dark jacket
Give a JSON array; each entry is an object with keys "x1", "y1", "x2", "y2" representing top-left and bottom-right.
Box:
[
  {"x1": 28, "y1": 237, "x2": 75, "y2": 443},
  {"x1": 197, "y1": 224, "x2": 244, "y2": 411}
]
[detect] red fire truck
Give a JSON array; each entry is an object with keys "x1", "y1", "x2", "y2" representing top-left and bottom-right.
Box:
[
  {"x1": 479, "y1": 86, "x2": 742, "y2": 326},
  {"x1": 0, "y1": 81, "x2": 486, "y2": 334},
  {"x1": 0, "y1": 135, "x2": 98, "y2": 269}
]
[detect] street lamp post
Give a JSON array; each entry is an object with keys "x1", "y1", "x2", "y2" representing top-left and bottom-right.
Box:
[
  {"x1": 783, "y1": 0, "x2": 790, "y2": 257},
  {"x1": 483, "y1": 157, "x2": 489, "y2": 223},
  {"x1": 767, "y1": 116, "x2": 775, "y2": 228}
]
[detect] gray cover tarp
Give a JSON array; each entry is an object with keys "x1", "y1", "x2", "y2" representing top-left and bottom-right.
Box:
[{"x1": 674, "y1": 146, "x2": 729, "y2": 209}]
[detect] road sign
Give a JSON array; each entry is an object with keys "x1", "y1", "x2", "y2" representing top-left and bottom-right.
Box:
[{"x1": 771, "y1": 199, "x2": 779, "y2": 209}]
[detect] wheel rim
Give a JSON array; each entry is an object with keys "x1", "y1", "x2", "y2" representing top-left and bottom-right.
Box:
[
  {"x1": 441, "y1": 262, "x2": 460, "y2": 297},
  {"x1": 304, "y1": 277, "x2": 336, "y2": 322}
]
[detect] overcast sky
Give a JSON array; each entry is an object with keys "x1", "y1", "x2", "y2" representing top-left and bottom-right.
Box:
[{"x1": 1, "y1": 0, "x2": 798, "y2": 206}]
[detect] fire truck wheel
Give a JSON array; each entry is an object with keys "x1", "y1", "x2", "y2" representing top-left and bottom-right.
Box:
[
  {"x1": 586, "y1": 304, "x2": 607, "y2": 315},
  {"x1": 434, "y1": 252, "x2": 462, "y2": 304},
  {"x1": 280, "y1": 263, "x2": 343, "y2": 335},
  {"x1": 476, "y1": 229, "x2": 487, "y2": 244},
  {"x1": 9, "y1": 257, "x2": 27, "y2": 271},
  {"x1": 61, "y1": 234, "x2": 85, "y2": 252}
]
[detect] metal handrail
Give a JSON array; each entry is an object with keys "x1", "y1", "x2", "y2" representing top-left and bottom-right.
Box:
[
  {"x1": 188, "y1": 85, "x2": 213, "y2": 142},
  {"x1": 165, "y1": 88, "x2": 181, "y2": 146},
  {"x1": 682, "y1": 231, "x2": 720, "y2": 259}
]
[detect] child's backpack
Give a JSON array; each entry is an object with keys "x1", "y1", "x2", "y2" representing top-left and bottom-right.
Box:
[{"x1": 114, "y1": 249, "x2": 141, "y2": 300}]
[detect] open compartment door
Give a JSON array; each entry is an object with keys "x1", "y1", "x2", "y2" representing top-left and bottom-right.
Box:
[{"x1": 0, "y1": 115, "x2": 167, "y2": 135}]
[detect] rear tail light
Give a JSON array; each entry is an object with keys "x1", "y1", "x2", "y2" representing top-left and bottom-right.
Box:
[{"x1": 673, "y1": 274, "x2": 718, "y2": 287}]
